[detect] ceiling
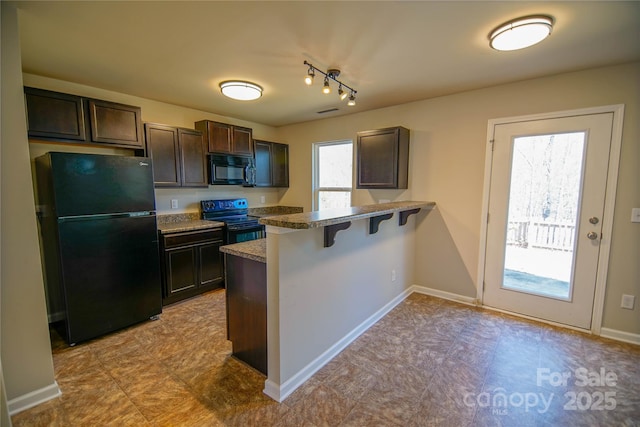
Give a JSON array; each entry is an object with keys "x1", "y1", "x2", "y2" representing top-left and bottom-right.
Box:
[{"x1": 14, "y1": 1, "x2": 640, "y2": 127}]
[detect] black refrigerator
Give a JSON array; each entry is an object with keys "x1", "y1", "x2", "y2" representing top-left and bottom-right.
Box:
[{"x1": 36, "y1": 152, "x2": 162, "y2": 345}]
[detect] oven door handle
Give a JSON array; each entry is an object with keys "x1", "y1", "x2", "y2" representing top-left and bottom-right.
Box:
[{"x1": 227, "y1": 224, "x2": 264, "y2": 232}]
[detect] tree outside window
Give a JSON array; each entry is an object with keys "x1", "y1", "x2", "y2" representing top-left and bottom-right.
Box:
[{"x1": 313, "y1": 141, "x2": 353, "y2": 210}]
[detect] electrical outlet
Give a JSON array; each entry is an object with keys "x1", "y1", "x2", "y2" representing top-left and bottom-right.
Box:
[
  {"x1": 260, "y1": 196, "x2": 265, "y2": 204},
  {"x1": 632, "y1": 208, "x2": 640, "y2": 223},
  {"x1": 391, "y1": 269, "x2": 396, "y2": 282},
  {"x1": 171, "y1": 199, "x2": 178, "y2": 209},
  {"x1": 621, "y1": 294, "x2": 635, "y2": 310}
]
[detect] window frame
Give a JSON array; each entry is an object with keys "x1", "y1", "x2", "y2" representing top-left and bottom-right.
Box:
[{"x1": 312, "y1": 140, "x2": 354, "y2": 211}]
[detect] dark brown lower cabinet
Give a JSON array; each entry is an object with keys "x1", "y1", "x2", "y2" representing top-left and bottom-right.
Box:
[
  {"x1": 225, "y1": 254, "x2": 267, "y2": 375},
  {"x1": 161, "y1": 228, "x2": 224, "y2": 305}
]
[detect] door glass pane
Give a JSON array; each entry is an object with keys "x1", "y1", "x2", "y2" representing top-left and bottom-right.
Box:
[
  {"x1": 318, "y1": 144, "x2": 352, "y2": 188},
  {"x1": 319, "y1": 191, "x2": 351, "y2": 210},
  {"x1": 503, "y1": 132, "x2": 585, "y2": 300}
]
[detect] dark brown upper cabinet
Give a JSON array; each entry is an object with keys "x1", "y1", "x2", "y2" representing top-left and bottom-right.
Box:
[
  {"x1": 254, "y1": 140, "x2": 289, "y2": 188},
  {"x1": 145, "y1": 123, "x2": 207, "y2": 188},
  {"x1": 87, "y1": 99, "x2": 144, "y2": 148},
  {"x1": 24, "y1": 87, "x2": 144, "y2": 149},
  {"x1": 24, "y1": 87, "x2": 86, "y2": 141},
  {"x1": 356, "y1": 126, "x2": 410, "y2": 189},
  {"x1": 194, "y1": 120, "x2": 253, "y2": 157}
]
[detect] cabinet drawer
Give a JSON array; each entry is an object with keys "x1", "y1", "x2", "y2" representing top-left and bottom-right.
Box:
[{"x1": 162, "y1": 229, "x2": 223, "y2": 248}]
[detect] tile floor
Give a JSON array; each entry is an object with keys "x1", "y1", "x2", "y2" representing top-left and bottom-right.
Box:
[{"x1": 11, "y1": 290, "x2": 640, "y2": 426}]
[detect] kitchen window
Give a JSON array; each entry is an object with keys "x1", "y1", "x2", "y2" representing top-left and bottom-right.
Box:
[{"x1": 313, "y1": 140, "x2": 353, "y2": 210}]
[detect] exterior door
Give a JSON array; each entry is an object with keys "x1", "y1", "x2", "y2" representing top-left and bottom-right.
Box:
[{"x1": 483, "y1": 111, "x2": 616, "y2": 329}]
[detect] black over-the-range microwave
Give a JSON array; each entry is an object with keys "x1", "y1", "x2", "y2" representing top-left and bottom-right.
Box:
[{"x1": 208, "y1": 154, "x2": 256, "y2": 187}]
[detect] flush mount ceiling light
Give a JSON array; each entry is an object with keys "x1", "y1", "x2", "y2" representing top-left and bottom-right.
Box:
[
  {"x1": 219, "y1": 81, "x2": 263, "y2": 101},
  {"x1": 303, "y1": 60, "x2": 357, "y2": 106},
  {"x1": 489, "y1": 15, "x2": 554, "y2": 51}
]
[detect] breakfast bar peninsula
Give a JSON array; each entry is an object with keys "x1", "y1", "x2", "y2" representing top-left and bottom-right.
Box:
[{"x1": 222, "y1": 201, "x2": 435, "y2": 402}]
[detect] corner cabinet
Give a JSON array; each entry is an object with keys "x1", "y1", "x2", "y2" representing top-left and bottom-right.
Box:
[
  {"x1": 24, "y1": 87, "x2": 144, "y2": 149},
  {"x1": 160, "y1": 228, "x2": 224, "y2": 306},
  {"x1": 254, "y1": 140, "x2": 289, "y2": 188},
  {"x1": 194, "y1": 120, "x2": 253, "y2": 157},
  {"x1": 144, "y1": 123, "x2": 207, "y2": 188},
  {"x1": 356, "y1": 126, "x2": 410, "y2": 189}
]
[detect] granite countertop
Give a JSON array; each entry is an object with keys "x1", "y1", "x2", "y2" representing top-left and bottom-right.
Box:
[
  {"x1": 220, "y1": 238, "x2": 266, "y2": 263},
  {"x1": 248, "y1": 206, "x2": 303, "y2": 218},
  {"x1": 156, "y1": 213, "x2": 224, "y2": 234},
  {"x1": 259, "y1": 201, "x2": 436, "y2": 230},
  {"x1": 157, "y1": 220, "x2": 224, "y2": 234}
]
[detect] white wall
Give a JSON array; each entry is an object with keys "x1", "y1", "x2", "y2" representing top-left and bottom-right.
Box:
[
  {"x1": 266, "y1": 211, "x2": 419, "y2": 400},
  {"x1": 279, "y1": 62, "x2": 640, "y2": 335},
  {"x1": 1, "y1": 2, "x2": 57, "y2": 407}
]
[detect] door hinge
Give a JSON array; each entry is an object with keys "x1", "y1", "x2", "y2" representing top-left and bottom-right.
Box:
[
  {"x1": 487, "y1": 212, "x2": 490, "y2": 223},
  {"x1": 489, "y1": 139, "x2": 495, "y2": 151}
]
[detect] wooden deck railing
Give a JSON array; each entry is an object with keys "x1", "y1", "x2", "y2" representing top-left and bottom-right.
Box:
[{"x1": 506, "y1": 220, "x2": 576, "y2": 252}]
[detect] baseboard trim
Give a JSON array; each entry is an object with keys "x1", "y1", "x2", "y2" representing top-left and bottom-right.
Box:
[
  {"x1": 263, "y1": 287, "x2": 413, "y2": 402},
  {"x1": 7, "y1": 382, "x2": 61, "y2": 416},
  {"x1": 410, "y1": 284, "x2": 478, "y2": 306},
  {"x1": 600, "y1": 327, "x2": 640, "y2": 345}
]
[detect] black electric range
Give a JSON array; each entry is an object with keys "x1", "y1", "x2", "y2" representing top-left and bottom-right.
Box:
[{"x1": 201, "y1": 198, "x2": 265, "y2": 244}]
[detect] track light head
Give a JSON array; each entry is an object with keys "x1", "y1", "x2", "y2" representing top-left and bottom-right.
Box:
[
  {"x1": 304, "y1": 67, "x2": 315, "y2": 85},
  {"x1": 338, "y1": 85, "x2": 348, "y2": 100},
  {"x1": 322, "y1": 77, "x2": 331, "y2": 94},
  {"x1": 347, "y1": 92, "x2": 356, "y2": 106}
]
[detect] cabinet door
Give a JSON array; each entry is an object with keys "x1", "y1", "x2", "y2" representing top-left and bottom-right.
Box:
[
  {"x1": 357, "y1": 127, "x2": 409, "y2": 189},
  {"x1": 254, "y1": 140, "x2": 273, "y2": 187},
  {"x1": 232, "y1": 126, "x2": 254, "y2": 156},
  {"x1": 178, "y1": 128, "x2": 208, "y2": 187},
  {"x1": 198, "y1": 241, "x2": 223, "y2": 287},
  {"x1": 166, "y1": 247, "x2": 197, "y2": 296},
  {"x1": 271, "y1": 142, "x2": 289, "y2": 187},
  {"x1": 24, "y1": 87, "x2": 87, "y2": 141},
  {"x1": 145, "y1": 123, "x2": 180, "y2": 187},
  {"x1": 207, "y1": 121, "x2": 232, "y2": 153},
  {"x1": 88, "y1": 99, "x2": 144, "y2": 148}
]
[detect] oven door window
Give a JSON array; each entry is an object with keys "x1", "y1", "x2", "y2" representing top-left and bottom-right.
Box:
[{"x1": 227, "y1": 226, "x2": 265, "y2": 243}]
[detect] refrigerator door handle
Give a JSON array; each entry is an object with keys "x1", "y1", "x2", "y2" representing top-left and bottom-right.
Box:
[{"x1": 58, "y1": 211, "x2": 156, "y2": 223}]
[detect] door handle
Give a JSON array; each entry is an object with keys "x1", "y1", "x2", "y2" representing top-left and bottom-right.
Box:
[{"x1": 587, "y1": 231, "x2": 599, "y2": 240}]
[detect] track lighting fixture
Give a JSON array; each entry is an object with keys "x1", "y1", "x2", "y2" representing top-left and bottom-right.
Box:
[{"x1": 303, "y1": 60, "x2": 357, "y2": 106}]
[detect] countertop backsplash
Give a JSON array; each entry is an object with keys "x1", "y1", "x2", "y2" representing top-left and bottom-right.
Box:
[{"x1": 154, "y1": 187, "x2": 283, "y2": 215}]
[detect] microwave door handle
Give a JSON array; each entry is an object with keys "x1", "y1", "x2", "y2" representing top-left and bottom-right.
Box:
[{"x1": 243, "y1": 163, "x2": 255, "y2": 186}]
